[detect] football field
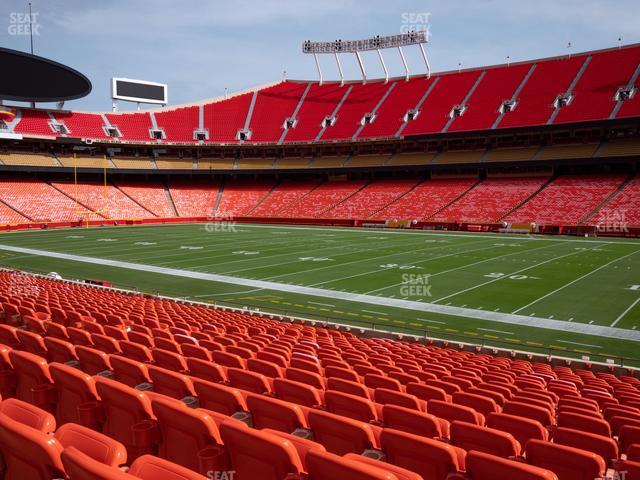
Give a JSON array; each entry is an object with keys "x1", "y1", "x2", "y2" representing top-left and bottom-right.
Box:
[{"x1": 0, "y1": 223, "x2": 639, "y2": 364}]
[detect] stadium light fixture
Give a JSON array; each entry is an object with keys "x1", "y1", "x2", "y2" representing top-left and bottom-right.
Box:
[{"x1": 302, "y1": 31, "x2": 430, "y2": 84}]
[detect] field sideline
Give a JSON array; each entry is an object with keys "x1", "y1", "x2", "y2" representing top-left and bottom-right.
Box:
[{"x1": 0, "y1": 223, "x2": 638, "y2": 363}]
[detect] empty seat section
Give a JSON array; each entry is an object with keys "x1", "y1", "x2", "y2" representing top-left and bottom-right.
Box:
[
  {"x1": 324, "y1": 179, "x2": 418, "y2": 219},
  {"x1": 433, "y1": 177, "x2": 548, "y2": 223},
  {"x1": 280, "y1": 179, "x2": 367, "y2": 217},
  {"x1": 374, "y1": 178, "x2": 476, "y2": 220},
  {"x1": 506, "y1": 174, "x2": 626, "y2": 225},
  {"x1": 247, "y1": 82, "x2": 308, "y2": 143}
]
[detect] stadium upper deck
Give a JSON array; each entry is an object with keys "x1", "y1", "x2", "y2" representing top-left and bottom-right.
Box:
[{"x1": 4, "y1": 44, "x2": 640, "y2": 146}]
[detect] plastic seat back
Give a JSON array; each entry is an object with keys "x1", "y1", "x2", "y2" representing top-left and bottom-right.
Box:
[
  {"x1": 192, "y1": 378, "x2": 247, "y2": 416},
  {"x1": 0, "y1": 397, "x2": 55, "y2": 433},
  {"x1": 94, "y1": 376, "x2": 155, "y2": 455},
  {"x1": 227, "y1": 367, "x2": 272, "y2": 394},
  {"x1": 151, "y1": 396, "x2": 225, "y2": 474},
  {"x1": 307, "y1": 409, "x2": 377, "y2": 456},
  {"x1": 380, "y1": 428, "x2": 465, "y2": 480},
  {"x1": 465, "y1": 450, "x2": 558, "y2": 480},
  {"x1": 151, "y1": 348, "x2": 187, "y2": 372},
  {"x1": 553, "y1": 427, "x2": 619, "y2": 468},
  {"x1": 54, "y1": 422, "x2": 127, "y2": 467},
  {"x1": 219, "y1": 420, "x2": 304, "y2": 480},
  {"x1": 129, "y1": 454, "x2": 209, "y2": 480},
  {"x1": 382, "y1": 404, "x2": 446, "y2": 439},
  {"x1": 246, "y1": 394, "x2": 306, "y2": 433},
  {"x1": 49, "y1": 362, "x2": 100, "y2": 425},
  {"x1": 0, "y1": 414, "x2": 64, "y2": 480},
  {"x1": 428, "y1": 399, "x2": 485, "y2": 426},
  {"x1": 110, "y1": 354, "x2": 151, "y2": 388},
  {"x1": 186, "y1": 357, "x2": 226, "y2": 383},
  {"x1": 406, "y1": 382, "x2": 449, "y2": 402},
  {"x1": 273, "y1": 378, "x2": 323, "y2": 408},
  {"x1": 453, "y1": 391, "x2": 499, "y2": 417},
  {"x1": 557, "y1": 411, "x2": 611, "y2": 437},
  {"x1": 147, "y1": 365, "x2": 195, "y2": 400},
  {"x1": 325, "y1": 390, "x2": 379, "y2": 423},
  {"x1": 487, "y1": 412, "x2": 548, "y2": 448},
  {"x1": 44, "y1": 337, "x2": 78, "y2": 363},
  {"x1": 306, "y1": 449, "x2": 399, "y2": 480},
  {"x1": 9, "y1": 349, "x2": 53, "y2": 405},
  {"x1": 526, "y1": 439, "x2": 605, "y2": 480},
  {"x1": 374, "y1": 388, "x2": 423, "y2": 411},
  {"x1": 76, "y1": 346, "x2": 111, "y2": 375},
  {"x1": 503, "y1": 400, "x2": 553, "y2": 427},
  {"x1": 364, "y1": 373, "x2": 402, "y2": 392},
  {"x1": 344, "y1": 453, "x2": 424, "y2": 480},
  {"x1": 450, "y1": 421, "x2": 521, "y2": 458},
  {"x1": 61, "y1": 447, "x2": 134, "y2": 480},
  {"x1": 327, "y1": 377, "x2": 371, "y2": 399}
]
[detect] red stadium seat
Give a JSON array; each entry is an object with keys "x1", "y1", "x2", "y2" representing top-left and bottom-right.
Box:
[
  {"x1": 49, "y1": 362, "x2": 100, "y2": 425},
  {"x1": 0, "y1": 397, "x2": 56, "y2": 432},
  {"x1": 382, "y1": 404, "x2": 449, "y2": 439},
  {"x1": 463, "y1": 450, "x2": 558, "y2": 480},
  {"x1": 150, "y1": 396, "x2": 228, "y2": 474},
  {"x1": 94, "y1": 376, "x2": 156, "y2": 457},
  {"x1": 380, "y1": 428, "x2": 466, "y2": 480},
  {"x1": 428, "y1": 399, "x2": 485, "y2": 426},
  {"x1": 486, "y1": 412, "x2": 548, "y2": 448},
  {"x1": 450, "y1": 421, "x2": 521, "y2": 458},
  {"x1": 307, "y1": 409, "x2": 378, "y2": 456},
  {"x1": 245, "y1": 394, "x2": 307, "y2": 433},
  {"x1": 525, "y1": 439, "x2": 605, "y2": 480},
  {"x1": 324, "y1": 390, "x2": 380, "y2": 423},
  {"x1": 192, "y1": 378, "x2": 248, "y2": 416},
  {"x1": 219, "y1": 420, "x2": 304, "y2": 480}
]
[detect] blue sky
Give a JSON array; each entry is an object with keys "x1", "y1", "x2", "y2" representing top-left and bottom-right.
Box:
[{"x1": 2, "y1": 0, "x2": 639, "y2": 112}]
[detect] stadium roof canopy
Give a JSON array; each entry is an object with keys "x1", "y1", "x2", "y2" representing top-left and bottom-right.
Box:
[{"x1": 0, "y1": 47, "x2": 92, "y2": 102}]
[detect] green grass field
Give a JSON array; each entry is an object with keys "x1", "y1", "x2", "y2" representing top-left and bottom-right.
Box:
[{"x1": 0, "y1": 223, "x2": 639, "y2": 364}]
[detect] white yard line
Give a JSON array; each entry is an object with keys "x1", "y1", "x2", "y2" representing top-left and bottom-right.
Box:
[
  {"x1": 556, "y1": 340, "x2": 603, "y2": 349},
  {"x1": 611, "y1": 297, "x2": 640, "y2": 327},
  {"x1": 432, "y1": 246, "x2": 599, "y2": 304},
  {"x1": 512, "y1": 250, "x2": 640, "y2": 314},
  {"x1": 417, "y1": 318, "x2": 446, "y2": 325},
  {"x1": 1, "y1": 243, "x2": 639, "y2": 342},
  {"x1": 478, "y1": 328, "x2": 516, "y2": 335},
  {"x1": 308, "y1": 301, "x2": 336, "y2": 307},
  {"x1": 362, "y1": 309, "x2": 388, "y2": 316}
]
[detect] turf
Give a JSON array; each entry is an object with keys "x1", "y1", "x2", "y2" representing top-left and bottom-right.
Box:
[{"x1": 0, "y1": 223, "x2": 639, "y2": 364}]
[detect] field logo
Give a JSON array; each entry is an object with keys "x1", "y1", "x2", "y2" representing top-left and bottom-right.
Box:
[
  {"x1": 205, "y1": 215, "x2": 237, "y2": 233},
  {"x1": 596, "y1": 209, "x2": 629, "y2": 233},
  {"x1": 8, "y1": 11, "x2": 40, "y2": 36},
  {"x1": 400, "y1": 12, "x2": 431, "y2": 34},
  {"x1": 400, "y1": 273, "x2": 432, "y2": 298},
  {"x1": 206, "y1": 471, "x2": 236, "y2": 480}
]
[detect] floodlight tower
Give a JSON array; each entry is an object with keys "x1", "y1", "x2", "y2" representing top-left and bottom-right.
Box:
[{"x1": 302, "y1": 31, "x2": 430, "y2": 85}]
